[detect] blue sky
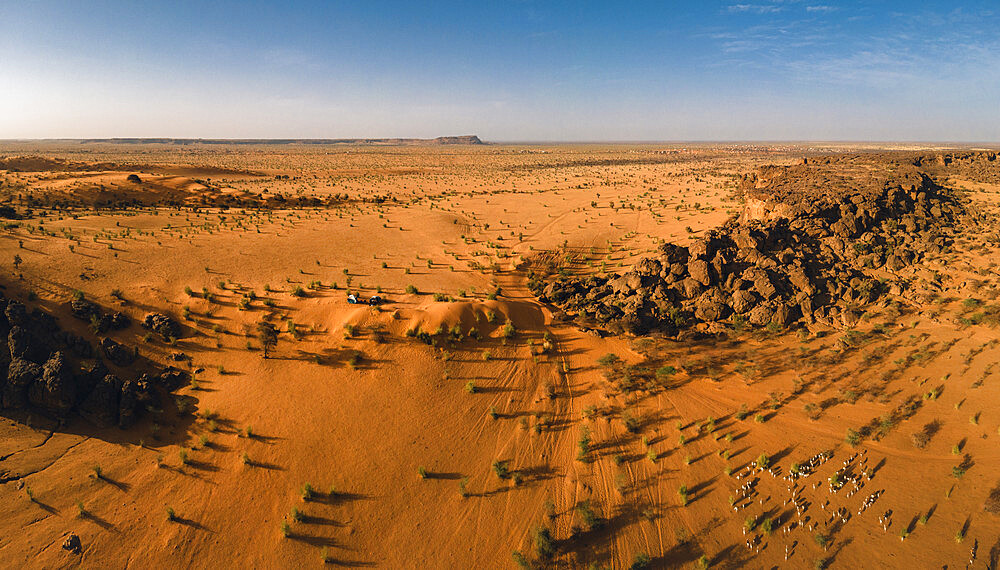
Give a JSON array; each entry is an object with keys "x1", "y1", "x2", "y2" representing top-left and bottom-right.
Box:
[{"x1": 1, "y1": 1, "x2": 998, "y2": 141}]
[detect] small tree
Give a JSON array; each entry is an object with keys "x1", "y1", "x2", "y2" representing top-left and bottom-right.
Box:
[
  {"x1": 756, "y1": 453, "x2": 770, "y2": 470},
  {"x1": 257, "y1": 321, "x2": 278, "y2": 359},
  {"x1": 534, "y1": 526, "x2": 555, "y2": 559}
]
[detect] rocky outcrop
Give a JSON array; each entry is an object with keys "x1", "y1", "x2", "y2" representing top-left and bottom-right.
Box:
[
  {"x1": 142, "y1": 313, "x2": 181, "y2": 340},
  {"x1": 0, "y1": 293, "x2": 186, "y2": 428},
  {"x1": 70, "y1": 294, "x2": 130, "y2": 334},
  {"x1": 530, "y1": 155, "x2": 968, "y2": 335}
]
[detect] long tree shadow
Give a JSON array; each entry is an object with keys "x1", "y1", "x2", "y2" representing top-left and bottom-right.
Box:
[
  {"x1": 316, "y1": 490, "x2": 372, "y2": 506},
  {"x1": 303, "y1": 515, "x2": 346, "y2": 527},
  {"x1": 171, "y1": 516, "x2": 211, "y2": 531},
  {"x1": 244, "y1": 459, "x2": 284, "y2": 471},
  {"x1": 289, "y1": 532, "x2": 339, "y2": 547},
  {"x1": 95, "y1": 474, "x2": 131, "y2": 492},
  {"x1": 321, "y1": 555, "x2": 375, "y2": 567},
  {"x1": 80, "y1": 510, "x2": 118, "y2": 532}
]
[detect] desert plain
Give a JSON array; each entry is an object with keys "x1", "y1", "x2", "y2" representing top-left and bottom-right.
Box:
[{"x1": 0, "y1": 140, "x2": 999, "y2": 569}]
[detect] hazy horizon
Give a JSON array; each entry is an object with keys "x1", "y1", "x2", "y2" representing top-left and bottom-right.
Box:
[
  {"x1": 1, "y1": 137, "x2": 999, "y2": 145},
  {"x1": 2, "y1": 1, "x2": 999, "y2": 141}
]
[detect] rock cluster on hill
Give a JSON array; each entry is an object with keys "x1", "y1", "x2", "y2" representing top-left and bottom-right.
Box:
[
  {"x1": 530, "y1": 155, "x2": 975, "y2": 335},
  {"x1": 0, "y1": 296, "x2": 188, "y2": 428}
]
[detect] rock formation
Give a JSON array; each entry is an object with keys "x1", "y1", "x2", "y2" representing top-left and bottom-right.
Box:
[
  {"x1": 0, "y1": 296, "x2": 187, "y2": 428},
  {"x1": 530, "y1": 154, "x2": 975, "y2": 336}
]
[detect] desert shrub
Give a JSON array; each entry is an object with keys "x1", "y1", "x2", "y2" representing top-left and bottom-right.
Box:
[
  {"x1": 631, "y1": 553, "x2": 652, "y2": 569},
  {"x1": 656, "y1": 365, "x2": 676, "y2": 379},
  {"x1": 577, "y1": 426, "x2": 591, "y2": 459},
  {"x1": 502, "y1": 322, "x2": 516, "y2": 338},
  {"x1": 845, "y1": 428, "x2": 861, "y2": 446},
  {"x1": 534, "y1": 526, "x2": 555, "y2": 559},
  {"x1": 301, "y1": 482, "x2": 314, "y2": 501},
  {"x1": 597, "y1": 353, "x2": 620, "y2": 367},
  {"x1": 756, "y1": 454, "x2": 770, "y2": 470},
  {"x1": 511, "y1": 551, "x2": 531, "y2": 569},
  {"x1": 575, "y1": 500, "x2": 601, "y2": 530},
  {"x1": 492, "y1": 460, "x2": 511, "y2": 480},
  {"x1": 623, "y1": 413, "x2": 640, "y2": 433},
  {"x1": 406, "y1": 284, "x2": 418, "y2": 294},
  {"x1": 735, "y1": 403, "x2": 749, "y2": 420}
]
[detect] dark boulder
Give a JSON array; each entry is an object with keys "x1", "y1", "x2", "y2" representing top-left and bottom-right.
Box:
[
  {"x1": 4, "y1": 301, "x2": 27, "y2": 327},
  {"x1": 79, "y1": 374, "x2": 122, "y2": 427},
  {"x1": 76, "y1": 360, "x2": 109, "y2": 400},
  {"x1": 688, "y1": 259, "x2": 713, "y2": 287},
  {"x1": 156, "y1": 368, "x2": 189, "y2": 391},
  {"x1": 62, "y1": 533, "x2": 82, "y2": 554},
  {"x1": 142, "y1": 313, "x2": 182, "y2": 340},
  {"x1": 659, "y1": 243, "x2": 689, "y2": 264},
  {"x1": 747, "y1": 303, "x2": 776, "y2": 327},
  {"x1": 118, "y1": 377, "x2": 156, "y2": 429},
  {"x1": 4, "y1": 358, "x2": 42, "y2": 409},
  {"x1": 694, "y1": 289, "x2": 730, "y2": 322},
  {"x1": 70, "y1": 297, "x2": 100, "y2": 321},
  {"x1": 61, "y1": 332, "x2": 94, "y2": 359},
  {"x1": 730, "y1": 289, "x2": 759, "y2": 314},
  {"x1": 8, "y1": 326, "x2": 29, "y2": 360},
  {"x1": 27, "y1": 351, "x2": 76, "y2": 415},
  {"x1": 101, "y1": 338, "x2": 136, "y2": 367},
  {"x1": 110, "y1": 312, "x2": 131, "y2": 330}
]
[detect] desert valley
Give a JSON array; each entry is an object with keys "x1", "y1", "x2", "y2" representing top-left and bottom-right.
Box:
[{"x1": 0, "y1": 139, "x2": 999, "y2": 569}]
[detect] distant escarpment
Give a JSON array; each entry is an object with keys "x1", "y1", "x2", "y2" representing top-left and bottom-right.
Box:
[
  {"x1": 529, "y1": 153, "x2": 996, "y2": 336},
  {"x1": 72, "y1": 135, "x2": 485, "y2": 146},
  {"x1": 0, "y1": 292, "x2": 189, "y2": 434}
]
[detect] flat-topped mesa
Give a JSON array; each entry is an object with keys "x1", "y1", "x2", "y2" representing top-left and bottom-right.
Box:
[
  {"x1": 530, "y1": 154, "x2": 975, "y2": 336},
  {"x1": 431, "y1": 135, "x2": 484, "y2": 145}
]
